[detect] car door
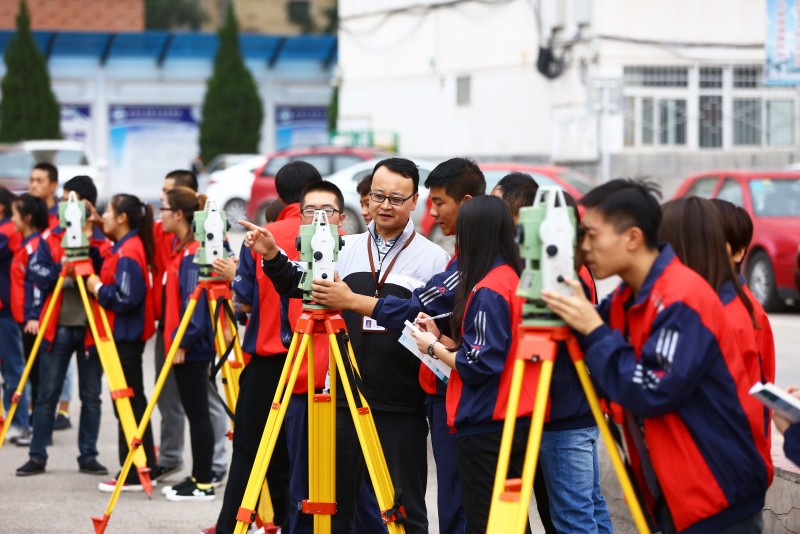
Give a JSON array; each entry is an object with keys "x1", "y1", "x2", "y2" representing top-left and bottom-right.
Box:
[{"x1": 714, "y1": 178, "x2": 745, "y2": 207}]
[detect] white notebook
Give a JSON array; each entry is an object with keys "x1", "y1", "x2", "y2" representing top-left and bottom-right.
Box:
[
  {"x1": 750, "y1": 382, "x2": 800, "y2": 424},
  {"x1": 398, "y1": 320, "x2": 451, "y2": 384}
]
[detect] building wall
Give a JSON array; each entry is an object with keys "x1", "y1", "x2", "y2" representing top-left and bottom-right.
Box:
[
  {"x1": 201, "y1": 0, "x2": 336, "y2": 34},
  {"x1": 338, "y1": 0, "x2": 551, "y2": 159},
  {"x1": 0, "y1": 0, "x2": 144, "y2": 31}
]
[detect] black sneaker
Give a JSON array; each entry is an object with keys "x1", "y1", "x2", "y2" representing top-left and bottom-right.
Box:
[
  {"x1": 79, "y1": 458, "x2": 109, "y2": 475},
  {"x1": 161, "y1": 477, "x2": 194, "y2": 496},
  {"x1": 166, "y1": 479, "x2": 215, "y2": 502},
  {"x1": 150, "y1": 463, "x2": 183, "y2": 481},
  {"x1": 211, "y1": 470, "x2": 226, "y2": 487},
  {"x1": 53, "y1": 411, "x2": 72, "y2": 431},
  {"x1": 16, "y1": 458, "x2": 45, "y2": 476}
]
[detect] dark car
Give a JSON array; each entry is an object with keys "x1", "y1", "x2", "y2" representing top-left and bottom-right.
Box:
[
  {"x1": 674, "y1": 171, "x2": 800, "y2": 311},
  {"x1": 246, "y1": 146, "x2": 385, "y2": 224}
]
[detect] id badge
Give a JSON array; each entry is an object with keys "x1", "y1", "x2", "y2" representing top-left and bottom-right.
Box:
[{"x1": 361, "y1": 316, "x2": 387, "y2": 333}]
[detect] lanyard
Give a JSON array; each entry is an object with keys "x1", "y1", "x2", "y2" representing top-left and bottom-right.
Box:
[{"x1": 367, "y1": 231, "x2": 415, "y2": 297}]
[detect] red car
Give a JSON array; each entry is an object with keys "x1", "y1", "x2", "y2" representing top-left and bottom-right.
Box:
[
  {"x1": 420, "y1": 163, "x2": 596, "y2": 245},
  {"x1": 247, "y1": 146, "x2": 384, "y2": 224},
  {"x1": 674, "y1": 171, "x2": 800, "y2": 311}
]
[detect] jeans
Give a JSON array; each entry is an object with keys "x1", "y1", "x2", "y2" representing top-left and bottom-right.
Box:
[
  {"x1": 0, "y1": 315, "x2": 30, "y2": 428},
  {"x1": 29, "y1": 326, "x2": 103, "y2": 465},
  {"x1": 59, "y1": 359, "x2": 74, "y2": 403},
  {"x1": 539, "y1": 426, "x2": 613, "y2": 534}
]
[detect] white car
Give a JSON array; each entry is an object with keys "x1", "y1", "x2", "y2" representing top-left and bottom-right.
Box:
[
  {"x1": 204, "y1": 155, "x2": 266, "y2": 229},
  {"x1": 325, "y1": 158, "x2": 436, "y2": 235},
  {"x1": 20, "y1": 140, "x2": 106, "y2": 203}
]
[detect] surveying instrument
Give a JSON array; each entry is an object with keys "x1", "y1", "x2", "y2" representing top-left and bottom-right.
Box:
[
  {"x1": 485, "y1": 186, "x2": 651, "y2": 533},
  {"x1": 232, "y1": 210, "x2": 406, "y2": 534},
  {"x1": 92, "y1": 200, "x2": 257, "y2": 533},
  {"x1": 0, "y1": 192, "x2": 154, "y2": 490}
]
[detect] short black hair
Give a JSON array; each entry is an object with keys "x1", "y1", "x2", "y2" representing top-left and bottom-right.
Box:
[
  {"x1": 372, "y1": 158, "x2": 419, "y2": 193},
  {"x1": 424, "y1": 157, "x2": 485, "y2": 200},
  {"x1": 496, "y1": 173, "x2": 539, "y2": 217},
  {"x1": 63, "y1": 175, "x2": 97, "y2": 206},
  {"x1": 13, "y1": 193, "x2": 49, "y2": 232},
  {"x1": 356, "y1": 174, "x2": 372, "y2": 196},
  {"x1": 33, "y1": 162, "x2": 58, "y2": 184},
  {"x1": 580, "y1": 178, "x2": 662, "y2": 249},
  {"x1": 165, "y1": 169, "x2": 198, "y2": 192},
  {"x1": 275, "y1": 161, "x2": 322, "y2": 205},
  {"x1": 0, "y1": 186, "x2": 15, "y2": 219},
  {"x1": 303, "y1": 181, "x2": 345, "y2": 212}
]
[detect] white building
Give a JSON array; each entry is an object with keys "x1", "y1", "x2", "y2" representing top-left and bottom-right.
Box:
[{"x1": 338, "y1": 0, "x2": 799, "y2": 194}]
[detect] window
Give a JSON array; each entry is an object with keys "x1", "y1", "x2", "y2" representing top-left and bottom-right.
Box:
[
  {"x1": 686, "y1": 177, "x2": 718, "y2": 198},
  {"x1": 715, "y1": 179, "x2": 744, "y2": 206},
  {"x1": 658, "y1": 99, "x2": 687, "y2": 145},
  {"x1": 641, "y1": 98, "x2": 654, "y2": 145},
  {"x1": 332, "y1": 155, "x2": 364, "y2": 173},
  {"x1": 623, "y1": 66, "x2": 688, "y2": 87},
  {"x1": 699, "y1": 67, "x2": 723, "y2": 89},
  {"x1": 263, "y1": 156, "x2": 290, "y2": 176},
  {"x1": 733, "y1": 99, "x2": 761, "y2": 146},
  {"x1": 456, "y1": 76, "x2": 471, "y2": 106},
  {"x1": 699, "y1": 96, "x2": 723, "y2": 148},
  {"x1": 297, "y1": 154, "x2": 332, "y2": 176},
  {"x1": 624, "y1": 97, "x2": 636, "y2": 146},
  {"x1": 31, "y1": 149, "x2": 89, "y2": 166},
  {"x1": 734, "y1": 66, "x2": 762, "y2": 88},
  {"x1": 766, "y1": 100, "x2": 794, "y2": 146},
  {"x1": 749, "y1": 178, "x2": 800, "y2": 216}
]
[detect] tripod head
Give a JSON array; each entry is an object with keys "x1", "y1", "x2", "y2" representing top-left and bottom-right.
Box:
[
  {"x1": 192, "y1": 200, "x2": 230, "y2": 279},
  {"x1": 516, "y1": 186, "x2": 577, "y2": 325},
  {"x1": 295, "y1": 210, "x2": 344, "y2": 309},
  {"x1": 59, "y1": 191, "x2": 90, "y2": 260}
]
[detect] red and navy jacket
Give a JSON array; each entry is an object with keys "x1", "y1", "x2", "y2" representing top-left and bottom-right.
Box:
[
  {"x1": 10, "y1": 232, "x2": 55, "y2": 324},
  {"x1": 152, "y1": 219, "x2": 175, "y2": 322},
  {"x1": 96, "y1": 230, "x2": 155, "y2": 343},
  {"x1": 234, "y1": 203, "x2": 303, "y2": 358},
  {"x1": 444, "y1": 259, "x2": 536, "y2": 436},
  {"x1": 47, "y1": 202, "x2": 59, "y2": 230},
  {"x1": 582, "y1": 245, "x2": 767, "y2": 533},
  {"x1": 0, "y1": 217, "x2": 22, "y2": 317},
  {"x1": 164, "y1": 240, "x2": 215, "y2": 362},
  {"x1": 36, "y1": 226, "x2": 112, "y2": 351},
  {"x1": 376, "y1": 258, "x2": 596, "y2": 431},
  {"x1": 719, "y1": 280, "x2": 775, "y2": 486}
]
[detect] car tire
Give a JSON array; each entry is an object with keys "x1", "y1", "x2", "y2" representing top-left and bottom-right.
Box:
[
  {"x1": 428, "y1": 225, "x2": 455, "y2": 256},
  {"x1": 746, "y1": 251, "x2": 784, "y2": 312},
  {"x1": 340, "y1": 208, "x2": 365, "y2": 235},
  {"x1": 224, "y1": 199, "x2": 247, "y2": 230}
]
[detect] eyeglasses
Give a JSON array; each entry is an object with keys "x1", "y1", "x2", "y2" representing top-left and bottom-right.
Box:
[
  {"x1": 369, "y1": 192, "x2": 414, "y2": 206},
  {"x1": 301, "y1": 207, "x2": 339, "y2": 218}
]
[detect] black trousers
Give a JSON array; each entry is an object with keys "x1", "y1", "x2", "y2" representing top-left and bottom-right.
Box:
[
  {"x1": 216, "y1": 355, "x2": 290, "y2": 534},
  {"x1": 456, "y1": 426, "x2": 532, "y2": 534},
  {"x1": 334, "y1": 406, "x2": 429, "y2": 534},
  {"x1": 114, "y1": 340, "x2": 156, "y2": 481},
  {"x1": 173, "y1": 360, "x2": 214, "y2": 484},
  {"x1": 22, "y1": 330, "x2": 39, "y2": 415}
]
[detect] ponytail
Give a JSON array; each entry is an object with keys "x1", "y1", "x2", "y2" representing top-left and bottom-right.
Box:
[{"x1": 110, "y1": 194, "x2": 155, "y2": 269}]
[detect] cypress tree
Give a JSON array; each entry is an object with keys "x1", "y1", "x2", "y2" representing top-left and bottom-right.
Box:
[
  {"x1": 199, "y1": 3, "x2": 263, "y2": 164},
  {"x1": 0, "y1": 0, "x2": 61, "y2": 141}
]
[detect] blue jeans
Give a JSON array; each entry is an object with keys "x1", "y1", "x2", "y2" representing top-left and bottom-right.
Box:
[
  {"x1": 30, "y1": 326, "x2": 103, "y2": 465},
  {"x1": 0, "y1": 315, "x2": 30, "y2": 428},
  {"x1": 539, "y1": 426, "x2": 613, "y2": 534}
]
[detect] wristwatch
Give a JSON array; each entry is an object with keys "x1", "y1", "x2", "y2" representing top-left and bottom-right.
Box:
[{"x1": 427, "y1": 340, "x2": 438, "y2": 359}]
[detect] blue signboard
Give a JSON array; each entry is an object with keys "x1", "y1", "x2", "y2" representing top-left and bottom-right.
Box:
[
  {"x1": 767, "y1": 0, "x2": 800, "y2": 85},
  {"x1": 275, "y1": 105, "x2": 328, "y2": 150},
  {"x1": 60, "y1": 104, "x2": 92, "y2": 144}
]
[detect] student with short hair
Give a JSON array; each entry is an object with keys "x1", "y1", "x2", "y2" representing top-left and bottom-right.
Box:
[
  {"x1": 356, "y1": 173, "x2": 373, "y2": 226},
  {"x1": 543, "y1": 179, "x2": 769, "y2": 533},
  {"x1": 28, "y1": 162, "x2": 59, "y2": 229}
]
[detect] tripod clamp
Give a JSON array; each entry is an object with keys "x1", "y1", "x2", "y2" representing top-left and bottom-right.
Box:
[{"x1": 381, "y1": 488, "x2": 407, "y2": 525}]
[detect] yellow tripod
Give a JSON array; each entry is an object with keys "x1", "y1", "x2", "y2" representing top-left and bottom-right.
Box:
[
  {"x1": 486, "y1": 324, "x2": 651, "y2": 533},
  {"x1": 233, "y1": 307, "x2": 407, "y2": 534},
  {"x1": 92, "y1": 277, "x2": 248, "y2": 533},
  {"x1": 0, "y1": 257, "x2": 153, "y2": 494}
]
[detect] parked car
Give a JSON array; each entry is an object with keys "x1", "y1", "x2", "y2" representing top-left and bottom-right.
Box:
[
  {"x1": 197, "y1": 153, "x2": 259, "y2": 193},
  {"x1": 0, "y1": 144, "x2": 36, "y2": 194},
  {"x1": 246, "y1": 146, "x2": 385, "y2": 224},
  {"x1": 19, "y1": 140, "x2": 106, "y2": 203},
  {"x1": 325, "y1": 158, "x2": 437, "y2": 235},
  {"x1": 419, "y1": 162, "x2": 596, "y2": 250},
  {"x1": 204, "y1": 155, "x2": 265, "y2": 229},
  {"x1": 673, "y1": 171, "x2": 800, "y2": 311}
]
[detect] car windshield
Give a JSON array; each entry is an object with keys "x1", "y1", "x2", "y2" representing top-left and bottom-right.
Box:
[
  {"x1": 483, "y1": 170, "x2": 559, "y2": 192},
  {"x1": 555, "y1": 170, "x2": 594, "y2": 195},
  {"x1": 30, "y1": 149, "x2": 88, "y2": 166},
  {"x1": 0, "y1": 150, "x2": 35, "y2": 178},
  {"x1": 748, "y1": 178, "x2": 800, "y2": 217}
]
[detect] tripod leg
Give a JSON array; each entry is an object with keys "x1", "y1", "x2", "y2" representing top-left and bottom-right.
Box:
[
  {"x1": 209, "y1": 297, "x2": 239, "y2": 415},
  {"x1": 233, "y1": 332, "x2": 310, "y2": 534},
  {"x1": 91, "y1": 289, "x2": 201, "y2": 534},
  {"x1": 330, "y1": 333, "x2": 406, "y2": 534},
  {"x1": 76, "y1": 275, "x2": 151, "y2": 490},
  {"x1": 570, "y1": 353, "x2": 651, "y2": 533},
  {"x1": 487, "y1": 356, "x2": 555, "y2": 534},
  {"x1": 0, "y1": 275, "x2": 65, "y2": 449}
]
